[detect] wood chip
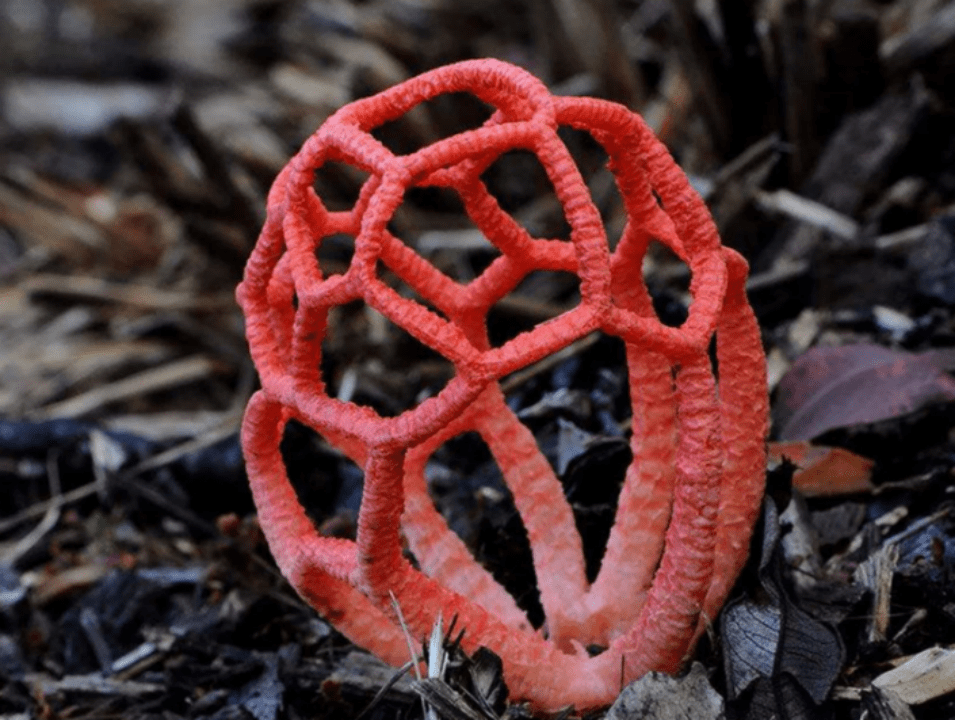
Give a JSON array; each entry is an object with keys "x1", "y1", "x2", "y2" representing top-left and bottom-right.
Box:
[
  {"x1": 873, "y1": 646, "x2": 955, "y2": 705},
  {"x1": 854, "y1": 544, "x2": 899, "y2": 644},
  {"x1": 862, "y1": 685, "x2": 917, "y2": 720}
]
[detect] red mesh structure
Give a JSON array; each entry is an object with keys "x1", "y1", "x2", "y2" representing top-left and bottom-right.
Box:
[{"x1": 237, "y1": 58, "x2": 767, "y2": 712}]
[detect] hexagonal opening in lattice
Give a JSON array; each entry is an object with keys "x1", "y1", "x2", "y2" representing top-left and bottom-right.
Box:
[
  {"x1": 371, "y1": 92, "x2": 495, "y2": 156},
  {"x1": 376, "y1": 261, "x2": 452, "y2": 324},
  {"x1": 643, "y1": 239, "x2": 691, "y2": 328},
  {"x1": 372, "y1": 183, "x2": 518, "y2": 332},
  {"x1": 425, "y1": 430, "x2": 544, "y2": 628},
  {"x1": 279, "y1": 418, "x2": 366, "y2": 538},
  {"x1": 479, "y1": 149, "x2": 572, "y2": 241},
  {"x1": 557, "y1": 126, "x2": 625, "y2": 248},
  {"x1": 387, "y1": 184, "x2": 477, "y2": 268},
  {"x1": 320, "y1": 299, "x2": 456, "y2": 418},
  {"x1": 315, "y1": 232, "x2": 355, "y2": 278},
  {"x1": 498, "y1": 331, "x2": 649, "y2": 588},
  {"x1": 312, "y1": 160, "x2": 371, "y2": 212},
  {"x1": 487, "y1": 269, "x2": 581, "y2": 348}
]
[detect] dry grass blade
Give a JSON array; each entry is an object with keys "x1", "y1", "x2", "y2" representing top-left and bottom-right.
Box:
[
  {"x1": 34, "y1": 356, "x2": 222, "y2": 419},
  {"x1": 754, "y1": 189, "x2": 859, "y2": 240},
  {"x1": 0, "y1": 451, "x2": 61, "y2": 566},
  {"x1": 22, "y1": 273, "x2": 235, "y2": 312}
]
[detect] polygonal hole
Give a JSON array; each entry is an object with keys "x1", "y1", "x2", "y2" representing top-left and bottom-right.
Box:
[
  {"x1": 480, "y1": 150, "x2": 571, "y2": 240},
  {"x1": 371, "y1": 92, "x2": 494, "y2": 156},
  {"x1": 404, "y1": 185, "x2": 467, "y2": 214},
  {"x1": 384, "y1": 186, "x2": 504, "y2": 295},
  {"x1": 315, "y1": 233, "x2": 355, "y2": 277},
  {"x1": 487, "y1": 270, "x2": 581, "y2": 348},
  {"x1": 312, "y1": 161, "x2": 371, "y2": 212},
  {"x1": 507, "y1": 333, "x2": 630, "y2": 436},
  {"x1": 280, "y1": 419, "x2": 365, "y2": 537},
  {"x1": 389, "y1": 185, "x2": 469, "y2": 242},
  {"x1": 644, "y1": 239, "x2": 690, "y2": 328},
  {"x1": 321, "y1": 299, "x2": 456, "y2": 418},
  {"x1": 504, "y1": 332, "x2": 631, "y2": 582},
  {"x1": 557, "y1": 126, "x2": 625, "y2": 248},
  {"x1": 427, "y1": 431, "x2": 544, "y2": 628},
  {"x1": 374, "y1": 261, "x2": 451, "y2": 324}
]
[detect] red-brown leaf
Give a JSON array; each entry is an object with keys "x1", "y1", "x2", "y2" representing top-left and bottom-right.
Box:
[
  {"x1": 774, "y1": 344, "x2": 955, "y2": 441},
  {"x1": 768, "y1": 441, "x2": 875, "y2": 497}
]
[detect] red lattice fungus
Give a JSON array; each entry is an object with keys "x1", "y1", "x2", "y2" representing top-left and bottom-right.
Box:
[{"x1": 237, "y1": 59, "x2": 768, "y2": 712}]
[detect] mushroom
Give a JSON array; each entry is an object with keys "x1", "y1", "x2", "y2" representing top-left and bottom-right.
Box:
[{"x1": 237, "y1": 58, "x2": 768, "y2": 713}]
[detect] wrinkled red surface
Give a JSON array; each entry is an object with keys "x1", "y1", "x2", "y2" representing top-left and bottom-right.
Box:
[{"x1": 237, "y1": 58, "x2": 768, "y2": 712}]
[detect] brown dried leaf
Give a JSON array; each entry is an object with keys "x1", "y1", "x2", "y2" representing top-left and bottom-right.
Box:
[
  {"x1": 768, "y1": 441, "x2": 875, "y2": 497},
  {"x1": 774, "y1": 344, "x2": 955, "y2": 441}
]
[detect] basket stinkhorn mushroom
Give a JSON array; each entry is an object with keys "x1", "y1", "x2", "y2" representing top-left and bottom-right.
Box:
[{"x1": 237, "y1": 58, "x2": 768, "y2": 713}]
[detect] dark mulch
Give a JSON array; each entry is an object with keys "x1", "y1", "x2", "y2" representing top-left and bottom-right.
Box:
[{"x1": 3, "y1": 1, "x2": 955, "y2": 718}]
